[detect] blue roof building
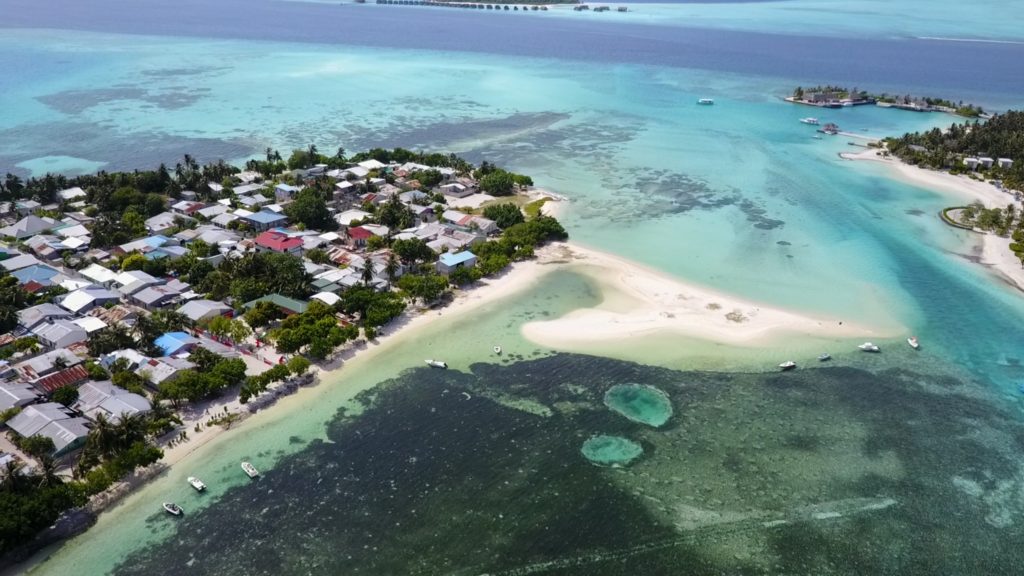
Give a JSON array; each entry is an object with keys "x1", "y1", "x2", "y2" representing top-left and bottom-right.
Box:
[
  {"x1": 242, "y1": 210, "x2": 289, "y2": 232},
  {"x1": 12, "y1": 264, "x2": 60, "y2": 287},
  {"x1": 153, "y1": 331, "x2": 199, "y2": 357},
  {"x1": 436, "y1": 250, "x2": 478, "y2": 275}
]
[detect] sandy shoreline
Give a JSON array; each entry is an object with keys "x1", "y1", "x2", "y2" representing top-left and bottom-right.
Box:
[
  {"x1": 840, "y1": 148, "x2": 1024, "y2": 292},
  {"x1": 521, "y1": 243, "x2": 892, "y2": 354}
]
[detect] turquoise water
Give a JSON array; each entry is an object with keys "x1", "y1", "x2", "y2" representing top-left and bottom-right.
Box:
[
  {"x1": 604, "y1": 384, "x2": 674, "y2": 427},
  {"x1": 5, "y1": 0, "x2": 1024, "y2": 572},
  {"x1": 581, "y1": 434, "x2": 645, "y2": 466}
]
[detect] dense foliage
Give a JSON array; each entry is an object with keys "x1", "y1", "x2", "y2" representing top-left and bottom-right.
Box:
[
  {"x1": 482, "y1": 203, "x2": 525, "y2": 229},
  {"x1": 886, "y1": 111, "x2": 1024, "y2": 190},
  {"x1": 266, "y1": 300, "x2": 359, "y2": 358}
]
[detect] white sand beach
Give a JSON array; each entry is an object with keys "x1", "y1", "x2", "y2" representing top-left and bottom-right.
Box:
[
  {"x1": 840, "y1": 148, "x2": 1024, "y2": 293},
  {"x1": 521, "y1": 243, "x2": 892, "y2": 354}
]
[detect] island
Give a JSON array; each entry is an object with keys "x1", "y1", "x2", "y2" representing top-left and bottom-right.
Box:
[
  {"x1": 0, "y1": 146, "x2": 567, "y2": 560},
  {"x1": 787, "y1": 85, "x2": 987, "y2": 117}
]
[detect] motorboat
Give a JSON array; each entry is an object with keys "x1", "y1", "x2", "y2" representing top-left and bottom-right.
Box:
[
  {"x1": 493, "y1": 346, "x2": 502, "y2": 355},
  {"x1": 907, "y1": 336, "x2": 920, "y2": 350},
  {"x1": 799, "y1": 117, "x2": 820, "y2": 125},
  {"x1": 241, "y1": 462, "x2": 260, "y2": 479},
  {"x1": 425, "y1": 359, "x2": 448, "y2": 369},
  {"x1": 858, "y1": 342, "x2": 880, "y2": 353},
  {"x1": 817, "y1": 353, "x2": 832, "y2": 362},
  {"x1": 163, "y1": 502, "x2": 183, "y2": 516},
  {"x1": 697, "y1": 98, "x2": 715, "y2": 105},
  {"x1": 779, "y1": 361, "x2": 797, "y2": 371},
  {"x1": 187, "y1": 476, "x2": 206, "y2": 492}
]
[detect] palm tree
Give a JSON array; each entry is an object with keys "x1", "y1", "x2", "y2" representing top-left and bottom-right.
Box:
[
  {"x1": 114, "y1": 413, "x2": 148, "y2": 450},
  {"x1": 87, "y1": 413, "x2": 119, "y2": 459},
  {"x1": 361, "y1": 262, "x2": 374, "y2": 286},
  {"x1": 1, "y1": 459, "x2": 26, "y2": 493},
  {"x1": 385, "y1": 253, "x2": 399, "y2": 288},
  {"x1": 265, "y1": 147, "x2": 274, "y2": 163},
  {"x1": 307, "y1": 144, "x2": 319, "y2": 164},
  {"x1": 36, "y1": 455, "x2": 61, "y2": 488}
]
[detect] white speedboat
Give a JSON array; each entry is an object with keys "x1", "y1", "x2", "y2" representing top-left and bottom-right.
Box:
[
  {"x1": 187, "y1": 476, "x2": 206, "y2": 492},
  {"x1": 800, "y1": 117, "x2": 820, "y2": 125},
  {"x1": 241, "y1": 462, "x2": 259, "y2": 479},
  {"x1": 779, "y1": 361, "x2": 797, "y2": 371},
  {"x1": 425, "y1": 359, "x2": 448, "y2": 369},
  {"x1": 858, "y1": 342, "x2": 880, "y2": 353},
  {"x1": 493, "y1": 346, "x2": 502, "y2": 355},
  {"x1": 907, "y1": 336, "x2": 920, "y2": 350},
  {"x1": 697, "y1": 98, "x2": 715, "y2": 105},
  {"x1": 163, "y1": 502, "x2": 183, "y2": 516},
  {"x1": 817, "y1": 353, "x2": 832, "y2": 362}
]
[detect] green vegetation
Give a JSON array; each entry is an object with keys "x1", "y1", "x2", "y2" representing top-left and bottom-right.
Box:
[
  {"x1": 482, "y1": 203, "x2": 525, "y2": 229},
  {"x1": 199, "y1": 251, "x2": 312, "y2": 303},
  {"x1": 474, "y1": 161, "x2": 532, "y2": 197},
  {"x1": 266, "y1": 300, "x2": 359, "y2": 359},
  {"x1": 51, "y1": 386, "x2": 79, "y2": 407},
  {"x1": 887, "y1": 111, "x2": 1024, "y2": 190},
  {"x1": 157, "y1": 347, "x2": 248, "y2": 405},
  {"x1": 285, "y1": 188, "x2": 336, "y2": 231}
]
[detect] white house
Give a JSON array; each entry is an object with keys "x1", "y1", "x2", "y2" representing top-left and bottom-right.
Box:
[
  {"x1": 963, "y1": 157, "x2": 980, "y2": 170},
  {"x1": 997, "y1": 158, "x2": 1014, "y2": 169},
  {"x1": 32, "y1": 319, "x2": 89, "y2": 349},
  {"x1": 57, "y1": 186, "x2": 87, "y2": 201},
  {"x1": 978, "y1": 157, "x2": 994, "y2": 169}
]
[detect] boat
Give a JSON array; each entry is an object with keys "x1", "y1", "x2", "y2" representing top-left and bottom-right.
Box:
[
  {"x1": 697, "y1": 98, "x2": 715, "y2": 105},
  {"x1": 241, "y1": 462, "x2": 259, "y2": 479},
  {"x1": 425, "y1": 359, "x2": 448, "y2": 369},
  {"x1": 187, "y1": 476, "x2": 206, "y2": 492},
  {"x1": 812, "y1": 135, "x2": 823, "y2": 140},
  {"x1": 779, "y1": 361, "x2": 797, "y2": 371},
  {"x1": 493, "y1": 346, "x2": 502, "y2": 355},
  {"x1": 162, "y1": 502, "x2": 183, "y2": 516},
  {"x1": 858, "y1": 342, "x2": 880, "y2": 353},
  {"x1": 817, "y1": 353, "x2": 832, "y2": 362},
  {"x1": 799, "y1": 117, "x2": 819, "y2": 125},
  {"x1": 907, "y1": 336, "x2": 920, "y2": 350}
]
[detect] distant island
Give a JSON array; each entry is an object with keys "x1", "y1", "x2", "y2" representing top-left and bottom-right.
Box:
[{"x1": 787, "y1": 85, "x2": 987, "y2": 118}]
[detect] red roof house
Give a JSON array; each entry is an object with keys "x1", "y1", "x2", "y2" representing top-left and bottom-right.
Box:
[
  {"x1": 346, "y1": 226, "x2": 373, "y2": 248},
  {"x1": 254, "y1": 230, "x2": 303, "y2": 254}
]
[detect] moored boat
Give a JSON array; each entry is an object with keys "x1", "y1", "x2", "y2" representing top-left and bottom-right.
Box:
[
  {"x1": 187, "y1": 476, "x2": 206, "y2": 492},
  {"x1": 493, "y1": 346, "x2": 502, "y2": 355},
  {"x1": 907, "y1": 336, "x2": 920, "y2": 350},
  {"x1": 858, "y1": 342, "x2": 880, "y2": 353},
  {"x1": 241, "y1": 462, "x2": 259, "y2": 479},
  {"x1": 779, "y1": 361, "x2": 797, "y2": 371},
  {"x1": 799, "y1": 117, "x2": 819, "y2": 125},
  {"x1": 425, "y1": 359, "x2": 448, "y2": 369},
  {"x1": 163, "y1": 502, "x2": 183, "y2": 516},
  {"x1": 817, "y1": 353, "x2": 831, "y2": 362},
  {"x1": 697, "y1": 98, "x2": 714, "y2": 105}
]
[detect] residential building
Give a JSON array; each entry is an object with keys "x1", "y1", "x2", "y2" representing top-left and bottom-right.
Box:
[
  {"x1": 59, "y1": 287, "x2": 120, "y2": 314},
  {"x1": 17, "y1": 303, "x2": 72, "y2": 331},
  {"x1": 244, "y1": 294, "x2": 309, "y2": 315},
  {"x1": 73, "y1": 381, "x2": 152, "y2": 423},
  {"x1": 0, "y1": 253, "x2": 43, "y2": 272},
  {"x1": 6, "y1": 403, "x2": 90, "y2": 456},
  {"x1": 0, "y1": 382, "x2": 39, "y2": 412},
  {"x1": 335, "y1": 209, "x2": 372, "y2": 228},
  {"x1": 32, "y1": 319, "x2": 89, "y2": 349},
  {"x1": 144, "y1": 211, "x2": 181, "y2": 233},
  {"x1": 57, "y1": 186, "x2": 87, "y2": 201},
  {"x1": 153, "y1": 332, "x2": 199, "y2": 357},
  {"x1": 255, "y1": 230, "x2": 303, "y2": 254},
  {"x1": 177, "y1": 299, "x2": 231, "y2": 324},
  {"x1": 436, "y1": 250, "x2": 478, "y2": 274},
  {"x1": 998, "y1": 158, "x2": 1014, "y2": 169},
  {"x1": 275, "y1": 183, "x2": 302, "y2": 202},
  {"x1": 346, "y1": 226, "x2": 374, "y2": 248},
  {"x1": 241, "y1": 210, "x2": 288, "y2": 232},
  {"x1": 171, "y1": 200, "x2": 205, "y2": 216}
]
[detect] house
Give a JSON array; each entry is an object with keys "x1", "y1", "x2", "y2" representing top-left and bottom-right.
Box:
[
  {"x1": 436, "y1": 250, "x2": 478, "y2": 275},
  {"x1": 978, "y1": 157, "x2": 994, "y2": 169},
  {"x1": 18, "y1": 303, "x2": 73, "y2": 331},
  {"x1": 24, "y1": 235, "x2": 65, "y2": 260},
  {"x1": 244, "y1": 294, "x2": 309, "y2": 316},
  {"x1": 335, "y1": 209, "x2": 372, "y2": 228},
  {"x1": 13, "y1": 349, "x2": 82, "y2": 382},
  {"x1": 114, "y1": 270, "x2": 161, "y2": 296},
  {"x1": 32, "y1": 364, "x2": 90, "y2": 395},
  {"x1": 73, "y1": 380, "x2": 152, "y2": 423},
  {"x1": 0, "y1": 253, "x2": 42, "y2": 272},
  {"x1": 153, "y1": 331, "x2": 200, "y2": 357},
  {"x1": 310, "y1": 292, "x2": 341, "y2": 306},
  {"x1": 115, "y1": 235, "x2": 176, "y2": 256},
  {"x1": 241, "y1": 210, "x2": 289, "y2": 232},
  {"x1": 274, "y1": 183, "x2": 302, "y2": 202},
  {"x1": 32, "y1": 319, "x2": 89, "y2": 349},
  {"x1": 135, "y1": 356, "x2": 194, "y2": 386},
  {"x1": 6, "y1": 403, "x2": 90, "y2": 456},
  {"x1": 211, "y1": 212, "x2": 239, "y2": 228},
  {"x1": 963, "y1": 157, "x2": 980, "y2": 170},
  {"x1": 59, "y1": 287, "x2": 120, "y2": 314},
  {"x1": 54, "y1": 223, "x2": 90, "y2": 239},
  {"x1": 343, "y1": 166, "x2": 370, "y2": 180},
  {"x1": 346, "y1": 226, "x2": 374, "y2": 248},
  {"x1": 440, "y1": 182, "x2": 473, "y2": 198},
  {"x1": 255, "y1": 230, "x2": 303, "y2": 254},
  {"x1": 15, "y1": 200, "x2": 41, "y2": 216},
  {"x1": 334, "y1": 180, "x2": 356, "y2": 195},
  {"x1": 197, "y1": 204, "x2": 230, "y2": 219},
  {"x1": 86, "y1": 304, "x2": 139, "y2": 328},
  {"x1": 145, "y1": 211, "x2": 181, "y2": 233},
  {"x1": 998, "y1": 158, "x2": 1014, "y2": 169},
  {"x1": 72, "y1": 316, "x2": 108, "y2": 334},
  {"x1": 0, "y1": 382, "x2": 39, "y2": 412},
  {"x1": 80, "y1": 263, "x2": 119, "y2": 286},
  {"x1": 0, "y1": 213, "x2": 56, "y2": 237},
  {"x1": 132, "y1": 282, "x2": 186, "y2": 310},
  {"x1": 11, "y1": 264, "x2": 61, "y2": 288},
  {"x1": 171, "y1": 200, "x2": 205, "y2": 216},
  {"x1": 399, "y1": 190, "x2": 430, "y2": 204},
  {"x1": 357, "y1": 159, "x2": 387, "y2": 171},
  {"x1": 57, "y1": 186, "x2": 87, "y2": 202},
  {"x1": 177, "y1": 299, "x2": 231, "y2": 324}
]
